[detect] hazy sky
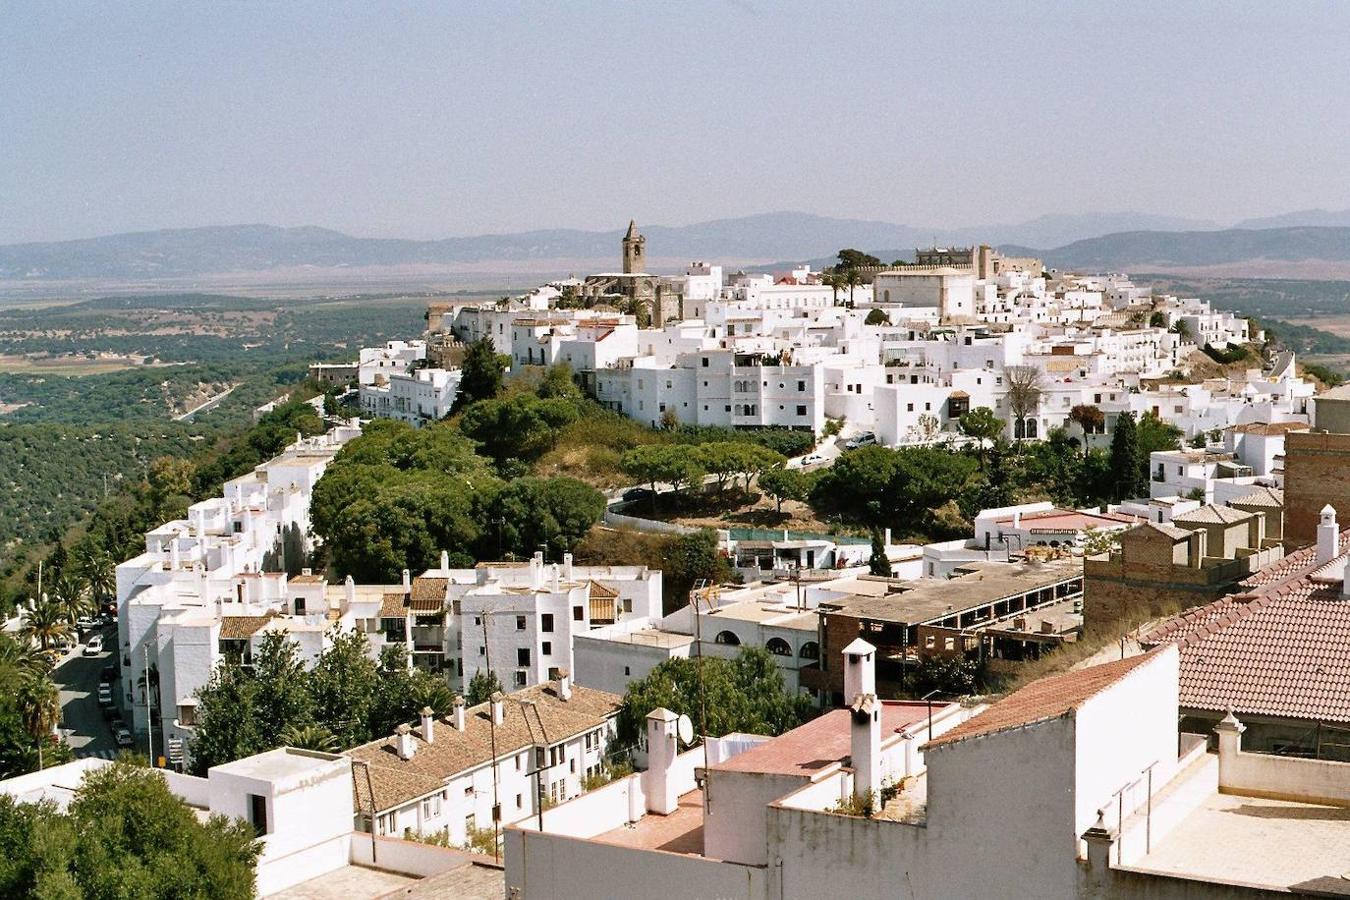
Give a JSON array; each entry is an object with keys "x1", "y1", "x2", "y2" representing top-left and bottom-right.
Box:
[{"x1": 3, "y1": 1, "x2": 1349, "y2": 243}]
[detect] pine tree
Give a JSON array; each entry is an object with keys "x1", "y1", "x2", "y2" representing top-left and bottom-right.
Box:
[
  {"x1": 1109, "y1": 412, "x2": 1142, "y2": 502},
  {"x1": 868, "y1": 529, "x2": 892, "y2": 577}
]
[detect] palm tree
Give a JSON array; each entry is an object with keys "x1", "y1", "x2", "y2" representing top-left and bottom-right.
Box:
[
  {"x1": 823, "y1": 271, "x2": 843, "y2": 306},
  {"x1": 279, "y1": 723, "x2": 339, "y2": 753},
  {"x1": 845, "y1": 268, "x2": 862, "y2": 308},
  {"x1": 17, "y1": 674, "x2": 61, "y2": 768},
  {"x1": 80, "y1": 549, "x2": 116, "y2": 608},
  {"x1": 50, "y1": 573, "x2": 92, "y2": 627},
  {"x1": 21, "y1": 599, "x2": 73, "y2": 652},
  {"x1": 0, "y1": 633, "x2": 46, "y2": 682},
  {"x1": 1171, "y1": 320, "x2": 1193, "y2": 342}
]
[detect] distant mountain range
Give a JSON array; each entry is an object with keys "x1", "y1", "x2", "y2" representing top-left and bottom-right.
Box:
[{"x1": 5, "y1": 209, "x2": 1350, "y2": 281}]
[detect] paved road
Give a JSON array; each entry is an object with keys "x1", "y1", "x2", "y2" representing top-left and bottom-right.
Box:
[
  {"x1": 174, "y1": 383, "x2": 238, "y2": 422},
  {"x1": 53, "y1": 626, "x2": 119, "y2": 759}
]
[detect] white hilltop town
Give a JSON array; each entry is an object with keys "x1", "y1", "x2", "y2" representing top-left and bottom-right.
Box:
[{"x1": 11, "y1": 223, "x2": 1350, "y2": 900}]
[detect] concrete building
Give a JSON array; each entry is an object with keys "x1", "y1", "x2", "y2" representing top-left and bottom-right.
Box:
[
  {"x1": 358, "y1": 366, "x2": 459, "y2": 427},
  {"x1": 801, "y1": 558, "x2": 1085, "y2": 702}
]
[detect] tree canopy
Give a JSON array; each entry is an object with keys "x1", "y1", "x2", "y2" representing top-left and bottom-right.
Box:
[
  {"x1": 0, "y1": 761, "x2": 260, "y2": 899},
  {"x1": 615, "y1": 647, "x2": 813, "y2": 747}
]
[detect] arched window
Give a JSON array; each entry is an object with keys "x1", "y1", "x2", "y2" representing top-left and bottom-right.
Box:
[
  {"x1": 799, "y1": 641, "x2": 819, "y2": 660},
  {"x1": 1026, "y1": 418, "x2": 1039, "y2": 439},
  {"x1": 1014, "y1": 418, "x2": 1025, "y2": 439},
  {"x1": 766, "y1": 638, "x2": 791, "y2": 656},
  {"x1": 714, "y1": 631, "x2": 740, "y2": 646}
]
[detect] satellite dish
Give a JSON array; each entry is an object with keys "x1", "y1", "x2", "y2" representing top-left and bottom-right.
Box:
[{"x1": 677, "y1": 714, "x2": 694, "y2": 746}]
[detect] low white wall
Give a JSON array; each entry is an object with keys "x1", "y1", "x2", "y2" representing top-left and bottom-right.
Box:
[
  {"x1": 161, "y1": 769, "x2": 211, "y2": 809},
  {"x1": 535, "y1": 772, "x2": 644, "y2": 839},
  {"x1": 504, "y1": 828, "x2": 765, "y2": 900},
  {"x1": 602, "y1": 510, "x2": 697, "y2": 535},
  {"x1": 257, "y1": 834, "x2": 350, "y2": 897},
  {"x1": 1221, "y1": 742, "x2": 1350, "y2": 807},
  {"x1": 348, "y1": 833, "x2": 483, "y2": 876}
]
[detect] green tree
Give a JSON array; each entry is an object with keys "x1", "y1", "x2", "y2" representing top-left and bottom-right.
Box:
[
  {"x1": 0, "y1": 761, "x2": 261, "y2": 899},
  {"x1": 757, "y1": 466, "x2": 809, "y2": 515},
  {"x1": 864, "y1": 308, "x2": 890, "y2": 326},
  {"x1": 307, "y1": 628, "x2": 378, "y2": 748},
  {"x1": 1148, "y1": 310, "x2": 1167, "y2": 328},
  {"x1": 147, "y1": 455, "x2": 194, "y2": 516},
  {"x1": 453, "y1": 337, "x2": 507, "y2": 412},
  {"x1": 958, "y1": 406, "x2": 1004, "y2": 470},
  {"x1": 465, "y1": 669, "x2": 503, "y2": 706},
  {"x1": 537, "y1": 362, "x2": 582, "y2": 400},
  {"x1": 1108, "y1": 411, "x2": 1144, "y2": 502},
  {"x1": 20, "y1": 599, "x2": 72, "y2": 652},
  {"x1": 661, "y1": 529, "x2": 732, "y2": 610},
  {"x1": 615, "y1": 647, "x2": 811, "y2": 747},
  {"x1": 868, "y1": 529, "x2": 892, "y2": 577},
  {"x1": 620, "y1": 445, "x2": 706, "y2": 508},
  {"x1": 250, "y1": 633, "x2": 314, "y2": 749},
  {"x1": 489, "y1": 476, "x2": 606, "y2": 559},
  {"x1": 1068, "y1": 404, "x2": 1106, "y2": 453},
  {"x1": 279, "y1": 723, "x2": 340, "y2": 753},
  {"x1": 190, "y1": 661, "x2": 261, "y2": 774},
  {"x1": 908, "y1": 656, "x2": 981, "y2": 697},
  {"x1": 835, "y1": 249, "x2": 881, "y2": 269},
  {"x1": 458, "y1": 395, "x2": 581, "y2": 464}
]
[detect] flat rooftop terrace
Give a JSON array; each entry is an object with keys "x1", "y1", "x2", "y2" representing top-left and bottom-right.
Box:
[
  {"x1": 594, "y1": 789, "x2": 705, "y2": 856},
  {"x1": 1129, "y1": 792, "x2": 1350, "y2": 894}
]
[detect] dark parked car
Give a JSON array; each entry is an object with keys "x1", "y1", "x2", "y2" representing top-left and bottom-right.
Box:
[
  {"x1": 101, "y1": 664, "x2": 117, "y2": 683},
  {"x1": 622, "y1": 487, "x2": 656, "y2": 504}
]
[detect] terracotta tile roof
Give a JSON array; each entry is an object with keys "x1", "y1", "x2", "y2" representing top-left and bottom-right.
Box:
[
  {"x1": 1172, "y1": 504, "x2": 1254, "y2": 526},
  {"x1": 288, "y1": 573, "x2": 325, "y2": 584},
  {"x1": 588, "y1": 580, "x2": 619, "y2": 600},
  {"x1": 1143, "y1": 528, "x2": 1350, "y2": 724},
  {"x1": 1229, "y1": 421, "x2": 1307, "y2": 435},
  {"x1": 345, "y1": 680, "x2": 622, "y2": 813},
  {"x1": 379, "y1": 591, "x2": 409, "y2": 618},
  {"x1": 1138, "y1": 521, "x2": 1194, "y2": 541},
  {"x1": 925, "y1": 650, "x2": 1163, "y2": 749},
  {"x1": 1228, "y1": 486, "x2": 1284, "y2": 509},
  {"x1": 219, "y1": 614, "x2": 276, "y2": 640},
  {"x1": 410, "y1": 576, "x2": 448, "y2": 612}
]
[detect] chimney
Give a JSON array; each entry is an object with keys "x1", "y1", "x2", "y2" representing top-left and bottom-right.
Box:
[
  {"x1": 558, "y1": 668, "x2": 572, "y2": 701},
  {"x1": 550, "y1": 564, "x2": 560, "y2": 593},
  {"x1": 440, "y1": 550, "x2": 449, "y2": 571},
  {"x1": 1214, "y1": 708, "x2": 1246, "y2": 788},
  {"x1": 169, "y1": 538, "x2": 181, "y2": 571},
  {"x1": 420, "y1": 706, "x2": 435, "y2": 744},
  {"x1": 1318, "y1": 505, "x2": 1338, "y2": 565},
  {"x1": 842, "y1": 637, "x2": 877, "y2": 700},
  {"x1": 490, "y1": 691, "x2": 505, "y2": 726},
  {"x1": 402, "y1": 568, "x2": 412, "y2": 592},
  {"x1": 452, "y1": 695, "x2": 466, "y2": 732},
  {"x1": 395, "y1": 723, "x2": 416, "y2": 760},
  {"x1": 530, "y1": 552, "x2": 544, "y2": 591},
  {"x1": 344, "y1": 575, "x2": 356, "y2": 607},
  {"x1": 644, "y1": 708, "x2": 680, "y2": 815},
  {"x1": 850, "y1": 692, "x2": 881, "y2": 803},
  {"x1": 883, "y1": 527, "x2": 892, "y2": 547},
  {"x1": 1012, "y1": 510, "x2": 1022, "y2": 530},
  {"x1": 563, "y1": 552, "x2": 574, "y2": 581}
]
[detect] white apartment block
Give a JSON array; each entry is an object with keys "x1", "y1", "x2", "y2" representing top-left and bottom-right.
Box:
[
  {"x1": 359, "y1": 366, "x2": 460, "y2": 427},
  {"x1": 345, "y1": 676, "x2": 620, "y2": 845}
]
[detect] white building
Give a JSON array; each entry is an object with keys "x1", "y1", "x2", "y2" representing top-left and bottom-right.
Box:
[
  {"x1": 345, "y1": 675, "x2": 621, "y2": 845},
  {"x1": 359, "y1": 366, "x2": 460, "y2": 427}
]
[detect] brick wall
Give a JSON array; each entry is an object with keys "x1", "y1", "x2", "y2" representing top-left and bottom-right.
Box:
[{"x1": 1285, "y1": 432, "x2": 1350, "y2": 547}]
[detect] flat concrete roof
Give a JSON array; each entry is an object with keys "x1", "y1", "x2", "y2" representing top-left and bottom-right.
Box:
[
  {"x1": 704, "y1": 600, "x2": 817, "y2": 629},
  {"x1": 213, "y1": 747, "x2": 344, "y2": 782},
  {"x1": 1131, "y1": 792, "x2": 1350, "y2": 894},
  {"x1": 267, "y1": 865, "x2": 416, "y2": 900},
  {"x1": 578, "y1": 628, "x2": 695, "y2": 650},
  {"x1": 595, "y1": 789, "x2": 705, "y2": 855}
]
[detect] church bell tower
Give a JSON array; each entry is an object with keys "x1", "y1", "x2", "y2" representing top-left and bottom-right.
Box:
[{"x1": 622, "y1": 219, "x2": 646, "y2": 274}]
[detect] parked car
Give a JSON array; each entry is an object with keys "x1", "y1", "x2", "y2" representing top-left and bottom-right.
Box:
[
  {"x1": 622, "y1": 487, "x2": 656, "y2": 504},
  {"x1": 100, "y1": 664, "x2": 117, "y2": 683},
  {"x1": 844, "y1": 432, "x2": 877, "y2": 450},
  {"x1": 97, "y1": 684, "x2": 113, "y2": 707},
  {"x1": 114, "y1": 726, "x2": 133, "y2": 748},
  {"x1": 83, "y1": 635, "x2": 104, "y2": 656},
  {"x1": 76, "y1": 616, "x2": 98, "y2": 631},
  {"x1": 797, "y1": 452, "x2": 827, "y2": 468}
]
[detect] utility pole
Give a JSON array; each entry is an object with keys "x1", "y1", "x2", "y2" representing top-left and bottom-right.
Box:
[{"x1": 144, "y1": 644, "x2": 155, "y2": 767}]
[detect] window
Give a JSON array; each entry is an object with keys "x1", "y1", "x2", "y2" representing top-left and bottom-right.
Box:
[
  {"x1": 766, "y1": 637, "x2": 791, "y2": 656},
  {"x1": 422, "y1": 794, "x2": 442, "y2": 818},
  {"x1": 570, "y1": 759, "x2": 577, "y2": 773},
  {"x1": 248, "y1": 794, "x2": 268, "y2": 837},
  {"x1": 573, "y1": 606, "x2": 583, "y2": 621},
  {"x1": 515, "y1": 615, "x2": 527, "y2": 631},
  {"x1": 542, "y1": 641, "x2": 552, "y2": 656},
  {"x1": 541, "y1": 613, "x2": 553, "y2": 633},
  {"x1": 797, "y1": 380, "x2": 806, "y2": 391},
  {"x1": 514, "y1": 670, "x2": 527, "y2": 687},
  {"x1": 465, "y1": 813, "x2": 476, "y2": 834},
  {"x1": 517, "y1": 648, "x2": 531, "y2": 667},
  {"x1": 702, "y1": 357, "x2": 709, "y2": 367},
  {"x1": 799, "y1": 641, "x2": 819, "y2": 660},
  {"x1": 796, "y1": 405, "x2": 807, "y2": 416},
  {"x1": 714, "y1": 630, "x2": 740, "y2": 645},
  {"x1": 624, "y1": 665, "x2": 631, "y2": 676}
]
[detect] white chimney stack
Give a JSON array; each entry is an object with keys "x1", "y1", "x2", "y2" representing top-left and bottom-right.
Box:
[
  {"x1": 490, "y1": 691, "x2": 505, "y2": 726},
  {"x1": 550, "y1": 564, "x2": 560, "y2": 593},
  {"x1": 395, "y1": 723, "x2": 416, "y2": 760},
  {"x1": 842, "y1": 637, "x2": 877, "y2": 700},
  {"x1": 440, "y1": 550, "x2": 449, "y2": 571},
  {"x1": 558, "y1": 668, "x2": 572, "y2": 701},
  {"x1": 402, "y1": 568, "x2": 411, "y2": 592},
  {"x1": 530, "y1": 552, "x2": 544, "y2": 591},
  {"x1": 420, "y1": 706, "x2": 435, "y2": 744},
  {"x1": 850, "y1": 693, "x2": 881, "y2": 803},
  {"x1": 453, "y1": 695, "x2": 466, "y2": 732},
  {"x1": 644, "y1": 708, "x2": 680, "y2": 815},
  {"x1": 563, "y1": 552, "x2": 574, "y2": 581},
  {"x1": 1318, "y1": 505, "x2": 1338, "y2": 565},
  {"x1": 344, "y1": 575, "x2": 356, "y2": 607}
]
